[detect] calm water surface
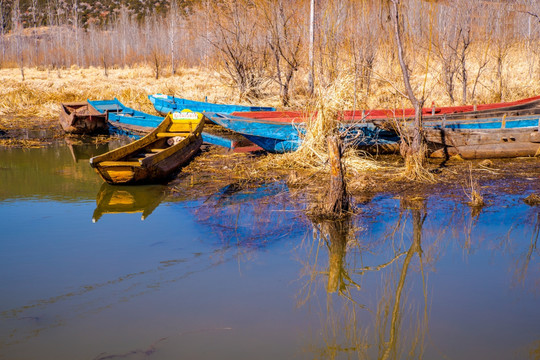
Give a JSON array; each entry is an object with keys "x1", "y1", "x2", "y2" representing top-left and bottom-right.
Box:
[{"x1": 0, "y1": 143, "x2": 538, "y2": 360}]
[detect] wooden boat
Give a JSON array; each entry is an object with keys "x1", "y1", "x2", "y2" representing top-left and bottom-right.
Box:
[
  {"x1": 89, "y1": 111, "x2": 204, "y2": 185},
  {"x1": 204, "y1": 112, "x2": 399, "y2": 153},
  {"x1": 423, "y1": 115, "x2": 540, "y2": 159},
  {"x1": 148, "y1": 94, "x2": 276, "y2": 116},
  {"x1": 92, "y1": 183, "x2": 166, "y2": 222},
  {"x1": 59, "y1": 101, "x2": 108, "y2": 134}
]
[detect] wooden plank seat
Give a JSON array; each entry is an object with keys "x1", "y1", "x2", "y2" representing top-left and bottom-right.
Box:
[
  {"x1": 156, "y1": 132, "x2": 189, "y2": 137},
  {"x1": 99, "y1": 161, "x2": 141, "y2": 167}
]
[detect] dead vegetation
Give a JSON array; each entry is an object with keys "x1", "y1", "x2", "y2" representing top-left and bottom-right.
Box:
[{"x1": 524, "y1": 194, "x2": 540, "y2": 206}]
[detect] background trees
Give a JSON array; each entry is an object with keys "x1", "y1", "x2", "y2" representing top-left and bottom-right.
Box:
[{"x1": 0, "y1": 0, "x2": 538, "y2": 107}]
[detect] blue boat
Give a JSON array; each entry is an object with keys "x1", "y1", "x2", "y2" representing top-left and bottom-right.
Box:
[
  {"x1": 87, "y1": 99, "x2": 239, "y2": 149},
  {"x1": 203, "y1": 112, "x2": 399, "y2": 153},
  {"x1": 148, "y1": 94, "x2": 276, "y2": 116}
]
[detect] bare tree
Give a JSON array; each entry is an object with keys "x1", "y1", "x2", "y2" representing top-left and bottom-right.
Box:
[
  {"x1": 308, "y1": 0, "x2": 315, "y2": 95},
  {"x1": 0, "y1": 0, "x2": 5, "y2": 67},
  {"x1": 390, "y1": 0, "x2": 427, "y2": 176},
  {"x1": 12, "y1": 0, "x2": 24, "y2": 80},
  {"x1": 488, "y1": 1, "x2": 514, "y2": 102},
  {"x1": 168, "y1": 0, "x2": 179, "y2": 75},
  {"x1": 261, "y1": 0, "x2": 302, "y2": 106},
  {"x1": 206, "y1": 0, "x2": 270, "y2": 100}
]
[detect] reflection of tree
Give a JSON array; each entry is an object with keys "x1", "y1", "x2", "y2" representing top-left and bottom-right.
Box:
[
  {"x1": 378, "y1": 199, "x2": 426, "y2": 360},
  {"x1": 511, "y1": 211, "x2": 539, "y2": 291},
  {"x1": 298, "y1": 197, "x2": 430, "y2": 359},
  {"x1": 193, "y1": 181, "x2": 302, "y2": 249}
]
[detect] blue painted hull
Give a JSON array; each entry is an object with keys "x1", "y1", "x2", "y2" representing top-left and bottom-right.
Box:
[
  {"x1": 204, "y1": 112, "x2": 400, "y2": 153},
  {"x1": 148, "y1": 94, "x2": 276, "y2": 116}
]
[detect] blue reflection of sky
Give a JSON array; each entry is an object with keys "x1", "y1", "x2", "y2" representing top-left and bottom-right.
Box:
[{"x1": 0, "y1": 147, "x2": 538, "y2": 360}]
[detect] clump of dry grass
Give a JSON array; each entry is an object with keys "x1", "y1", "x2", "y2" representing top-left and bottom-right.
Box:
[
  {"x1": 266, "y1": 74, "x2": 381, "y2": 176},
  {"x1": 400, "y1": 141, "x2": 436, "y2": 183},
  {"x1": 463, "y1": 164, "x2": 485, "y2": 208},
  {"x1": 0, "y1": 138, "x2": 50, "y2": 148},
  {"x1": 523, "y1": 194, "x2": 540, "y2": 206}
]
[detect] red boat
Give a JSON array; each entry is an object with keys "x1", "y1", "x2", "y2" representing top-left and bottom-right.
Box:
[{"x1": 224, "y1": 95, "x2": 540, "y2": 123}]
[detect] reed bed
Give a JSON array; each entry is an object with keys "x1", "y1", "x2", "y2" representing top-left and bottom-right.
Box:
[
  {"x1": 263, "y1": 75, "x2": 382, "y2": 178},
  {"x1": 0, "y1": 66, "x2": 281, "y2": 119}
]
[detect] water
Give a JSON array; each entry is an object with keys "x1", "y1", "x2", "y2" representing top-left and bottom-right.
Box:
[{"x1": 0, "y1": 143, "x2": 538, "y2": 360}]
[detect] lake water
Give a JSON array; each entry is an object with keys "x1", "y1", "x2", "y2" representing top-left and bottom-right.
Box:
[{"x1": 0, "y1": 143, "x2": 538, "y2": 360}]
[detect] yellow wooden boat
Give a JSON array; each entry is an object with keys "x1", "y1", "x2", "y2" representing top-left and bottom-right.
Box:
[{"x1": 90, "y1": 111, "x2": 204, "y2": 185}]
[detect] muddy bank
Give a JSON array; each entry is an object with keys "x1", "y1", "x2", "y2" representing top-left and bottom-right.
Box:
[
  {"x1": 170, "y1": 145, "x2": 540, "y2": 207},
  {"x1": 1, "y1": 118, "x2": 539, "y2": 205},
  {"x1": 0, "y1": 116, "x2": 64, "y2": 147}
]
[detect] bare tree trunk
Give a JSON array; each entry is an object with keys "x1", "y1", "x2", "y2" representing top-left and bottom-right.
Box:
[
  {"x1": 325, "y1": 135, "x2": 349, "y2": 216},
  {"x1": 169, "y1": 0, "x2": 178, "y2": 75},
  {"x1": 390, "y1": 0, "x2": 425, "y2": 167},
  {"x1": 0, "y1": 0, "x2": 5, "y2": 67},
  {"x1": 32, "y1": 0, "x2": 38, "y2": 66},
  {"x1": 73, "y1": 0, "x2": 79, "y2": 67},
  {"x1": 308, "y1": 0, "x2": 315, "y2": 95},
  {"x1": 13, "y1": 0, "x2": 24, "y2": 81}
]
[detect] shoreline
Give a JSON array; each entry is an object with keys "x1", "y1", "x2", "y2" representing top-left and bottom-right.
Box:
[{"x1": 1, "y1": 113, "x2": 539, "y2": 207}]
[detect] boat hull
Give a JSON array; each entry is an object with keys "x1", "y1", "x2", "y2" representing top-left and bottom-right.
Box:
[
  {"x1": 59, "y1": 102, "x2": 108, "y2": 134},
  {"x1": 90, "y1": 113, "x2": 204, "y2": 185},
  {"x1": 148, "y1": 94, "x2": 276, "y2": 116},
  {"x1": 93, "y1": 136, "x2": 202, "y2": 184},
  {"x1": 204, "y1": 112, "x2": 399, "y2": 153},
  {"x1": 425, "y1": 117, "x2": 540, "y2": 159}
]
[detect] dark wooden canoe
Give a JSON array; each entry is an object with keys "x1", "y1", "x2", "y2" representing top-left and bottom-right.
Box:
[
  {"x1": 59, "y1": 102, "x2": 108, "y2": 134},
  {"x1": 425, "y1": 116, "x2": 540, "y2": 159},
  {"x1": 89, "y1": 112, "x2": 204, "y2": 185}
]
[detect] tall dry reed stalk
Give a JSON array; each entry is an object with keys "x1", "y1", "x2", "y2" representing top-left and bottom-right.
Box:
[{"x1": 463, "y1": 164, "x2": 485, "y2": 208}]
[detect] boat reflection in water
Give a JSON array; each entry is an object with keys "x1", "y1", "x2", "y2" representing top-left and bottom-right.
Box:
[
  {"x1": 92, "y1": 183, "x2": 167, "y2": 222},
  {"x1": 65, "y1": 138, "x2": 111, "y2": 163}
]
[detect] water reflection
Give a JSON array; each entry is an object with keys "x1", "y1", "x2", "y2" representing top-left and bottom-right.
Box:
[
  {"x1": 297, "y1": 195, "x2": 539, "y2": 359},
  {"x1": 193, "y1": 181, "x2": 302, "y2": 248},
  {"x1": 0, "y1": 145, "x2": 538, "y2": 359},
  {"x1": 92, "y1": 183, "x2": 167, "y2": 222},
  {"x1": 64, "y1": 138, "x2": 110, "y2": 163}
]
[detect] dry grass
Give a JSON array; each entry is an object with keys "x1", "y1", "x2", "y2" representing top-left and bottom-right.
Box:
[
  {"x1": 463, "y1": 164, "x2": 485, "y2": 208},
  {"x1": 265, "y1": 74, "x2": 382, "y2": 176},
  {"x1": 0, "y1": 66, "x2": 281, "y2": 119},
  {"x1": 523, "y1": 194, "x2": 540, "y2": 206}
]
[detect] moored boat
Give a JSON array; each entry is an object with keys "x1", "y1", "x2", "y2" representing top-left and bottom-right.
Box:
[
  {"x1": 148, "y1": 94, "x2": 276, "y2": 116},
  {"x1": 59, "y1": 101, "x2": 108, "y2": 134},
  {"x1": 89, "y1": 111, "x2": 204, "y2": 185},
  {"x1": 228, "y1": 94, "x2": 540, "y2": 125},
  {"x1": 423, "y1": 115, "x2": 540, "y2": 159}
]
